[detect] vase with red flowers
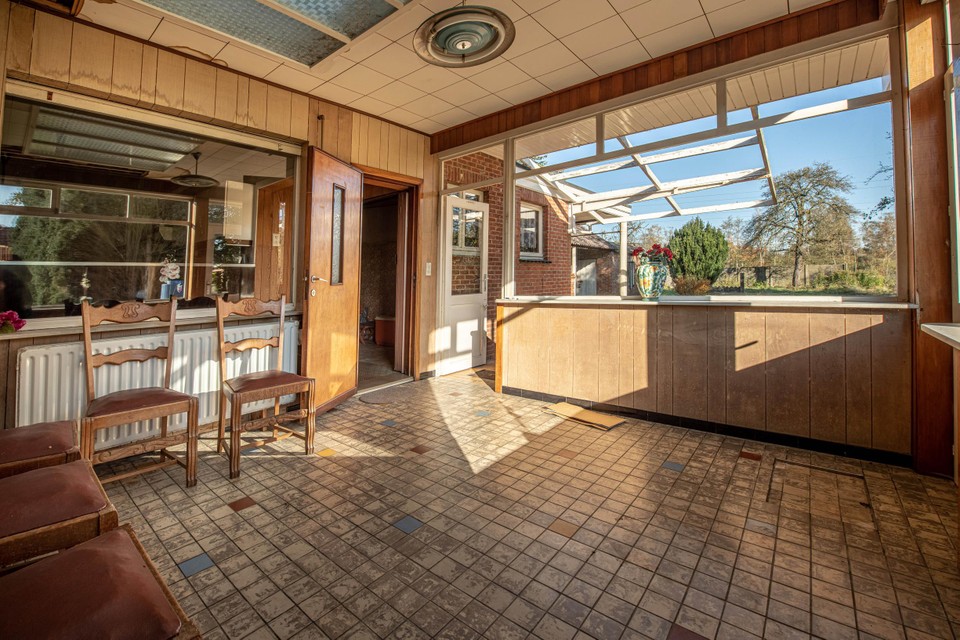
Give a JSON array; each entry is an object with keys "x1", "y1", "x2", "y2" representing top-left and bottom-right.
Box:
[
  {"x1": 0, "y1": 310, "x2": 26, "y2": 334},
  {"x1": 632, "y1": 244, "x2": 673, "y2": 299}
]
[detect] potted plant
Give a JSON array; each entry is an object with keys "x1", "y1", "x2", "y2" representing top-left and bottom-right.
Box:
[{"x1": 632, "y1": 244, "x2": 673, "y2": 299}]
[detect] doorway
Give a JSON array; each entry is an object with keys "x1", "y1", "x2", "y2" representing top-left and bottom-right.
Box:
[{"x1": 358, "y1": 180, "x2": 416, "y2": 392}]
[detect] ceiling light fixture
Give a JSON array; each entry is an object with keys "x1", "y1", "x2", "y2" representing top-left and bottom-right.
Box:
[
  {"x1": 170, "y1": 151, "x2": 219, "y2": 188},
  {"x1": 413, "y1": 6, "x2": 515, "y2": 68}
]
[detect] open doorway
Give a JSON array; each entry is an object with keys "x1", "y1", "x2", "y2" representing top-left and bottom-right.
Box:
[{"x1": 358, "y1": 179, "x2": 416, "y2": 392}]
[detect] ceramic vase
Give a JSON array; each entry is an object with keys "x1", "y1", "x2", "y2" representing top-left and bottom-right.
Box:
[{"x1": 635, "y1": 260, "x2": 668, "y2": 299}]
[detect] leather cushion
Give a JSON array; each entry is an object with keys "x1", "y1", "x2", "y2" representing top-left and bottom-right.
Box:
[
  {"x1": 226, "y1": 370, "x2": 309, "y2": 395},
  {"x1": 0, "y1": 527, "x2": 182, "y2": 640},
  {"x1": 0, "y1": 461, "x2": 106, "y2": 538},
  {"x1": 86, "y1": 387, "x2": 191, "y2": 418},
  {"x1": 0, "y1": 421, "x2": 77, "y2": 465}
]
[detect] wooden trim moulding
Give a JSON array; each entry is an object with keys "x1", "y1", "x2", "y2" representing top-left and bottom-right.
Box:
[{"x1": 430, "y1": 0, "x2": 885, "y2": 154}]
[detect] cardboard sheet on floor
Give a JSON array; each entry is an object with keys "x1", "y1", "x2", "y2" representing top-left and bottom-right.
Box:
[{"x1": 545, "y1": 402, "x2": 624, "y2": 431}]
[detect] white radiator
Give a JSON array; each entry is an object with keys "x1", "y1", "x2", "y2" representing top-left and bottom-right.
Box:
[{"x1": 16, "y1": 321, "x2": 299, "y2": 450}]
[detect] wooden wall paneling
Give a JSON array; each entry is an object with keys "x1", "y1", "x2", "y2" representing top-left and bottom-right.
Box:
[
  {"x1": 245, "y1": 79, "x2": 268, "y2": 131},
  {"x1": 367, "y1": 117, "x2": 382, "y2": 170},
  {"x1": 182, "y1": 59, "x2": 216, "y2": 121},
  {"x1": 706, "y1": 306, "x2": 726, "y2": 424},
  {"x1": 523, "y1": 306, "x2": 543, "y2": 393},
  {"x1": 336, "y1": 106, "x2": 353, "y2": 163},
  {"x1": 725, "y1": 310, "x2": 765, "y2": 430},
  {"x1": 597, "y1": 306, "x2": 621, "y2": 406},
  {"x1": 414, "y1": 135, "x2": 426, "y2": 179},
  {"x1": 266, "y1": 84, "x2": 292, "y2": 137},
  {"x1": 656, "y1": 306, "x2": 674, "y2": 414},
  {"x1": 844, "y1": 312, "x2": 873, "y2": 447},
  {"x1": 871, "y1": 311, "x2": 912, "y2": 453},
  {"x1": 290, "y1": 92, "x2": 309, "y2": 141},
  {"x1": 0, "y1": 339, "x2": 8, "y2": 429},
  {"x1": 572, "y1": 307, "x2": 600, "y2": 401},
  {"x1": 351, "y1": 111, "x2": 362, "y2": 163},
  {"x1": 30, "y1": 10, "x2": 71, "y2": 87},
  {"x1": 388, "y1": 124, "x2": 402, "y2": 174},
  {"x1": 69, "y1": 22, "x2": 113, "y2": 98},
  {"x1": 213, "y1": 68, "x2": 238, "y2": 127},
  {"x1": 632, "y1": 307, "x2": 657, "y2": 411},
  {"x1": 764, "y1": 310, "x2": 810, "y2": 436},
  {"x1": 6, "y1": 3, "x2": 33, "y2": 74},
  {"x1": 153, "y1": 49, "x2": 185, "y2": 114},
  {"x1": 235, "y1": 75, "x2": 250, "y2": 128},
  {"x1": 618, "y1": 306, "x2": 635, "y2": 409},
  {"x1": 399, "y1": 128, "x2": 411, "y2": 177},
  {"x1": 137, "y1": 45, "x2": 158, "y2": 108},
  {"x1": 548, "y1": 307, "x2": 574, "y2": 398},
  {"x1": 808, "y1": 309, "x2": 847, "y2": 443},
  {"x1": 307, "y1": 98, "x2": 321, "y2": 148},
  {"x1": 110, "y1": 38, "x2": 142, "y2": 104},
  {"x1": 508, "y1": 303, "x2": 529, "y2": 390},
  {"x1": 314, "y1": 100, "x2": 339, "y2": 154},
  {"x1": 534, "y1": 306, "x2": 552, "y2": 393},
  {"x1": 672, "y1": 306, "x2": 708, "y2": 420}
]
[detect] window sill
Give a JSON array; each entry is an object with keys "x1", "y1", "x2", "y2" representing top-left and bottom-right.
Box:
[
  {"x1": 496, "y1": 295, "x2": 916, "y2": 310},
  {"x1": 519, "y1": 256, "x2": 550, "y2": 263}
]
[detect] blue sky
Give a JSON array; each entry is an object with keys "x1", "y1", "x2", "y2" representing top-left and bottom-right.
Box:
[{"x1": 526, "y1": 80, "x2": 894, "y2": 236}]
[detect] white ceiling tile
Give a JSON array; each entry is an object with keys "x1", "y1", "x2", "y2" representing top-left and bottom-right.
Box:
[
  {"x1": 607, "y1": 0, "x2": 645, "y2": 11},
  {"x1": 265, "y1": 65, "x2": 324, "y2": 93},
  {"x1": 382, "y1": 107, "x2": 422, "y2": 127},
  {"x1": 363, "y1": 42, "x2": 427, "y2": 79},
  {"x1": 502, "y1": 16, "x2": 556, "y2": 60},
  {"x1": 412, "y1": 118, "x2": 445, "y2": 134},
  {"x1": 708, "y1": 0, "x2": 788, "y2": 36},
  {"x1": 340, "y1": 33, "x2": 393, "y2": 62},
  {"x1": 215, "y1": 43, "x2": 283, "y2": 77},
  {"x1": 310, "y1": 83, "x2": 363, "y2": 105},
  {"x1": 621, "y1": 0, "x2": 706, "y2": 40},
  {"x1": 405, "y1": 94, "x2": 455, "y2": 118},
  {"x1": 481, "y1": 0, "x2": 529, "y2": 21},
  {"x1": 330, "y1": 64, "x2": 393, "y2": 93},
  {"x1": 583, "y1": 39, "x2": 650, "y2": 75},
  {"x1": 419, "y1": 0, "x2": 461, "y2": 12},
  {"x1": 370, "y1": 81, "x2": 427, "y2": 107},
  {"x1": 308, "y1": 56, "x2": 355, "y2": 82},
  {"x1": 562, "y1": 16, "x2": 635, "y2": 60},
  {"x1": 403, "y1": 65, "x2": 463, "y2": 93},
  {"x1": 151, "y1": 19, "x2": 226, "y2": 59},
  {"x1": 639, "y1": 16, "x2": 714, "y2": 58},
  {"x1": 498, "y1": 78, "x2": 551, "y2": 104},
  {"x1": 463, "y1": 93, "x2": 512, "y2": 116},
  {"x1": 433, "y1": 79, "x2": 491, "y2": 106},
  {"x1": 431, "y1": 107, "x2": 475, "y2": 127},
  {"x1": 378, "y1": 5, "x2": 434, "y2": 41},
  {"x1": 538, "y1": 60, "x2": 596, "y2": 90},
  {"x1": 533, "y1": 0, "x2": 615, "y2": 39},
  {"x1": 81, "y1": 2, "x2": 161, "y2": 40},
  {"x1": 511, "y1": 40, "x2": 578, "y2": 77},
  {"x1": 349, "y1": 95, "x2": 394, "y2": 117},
  {"x1": 518, "y1": 0, "x2": 563, "y2": 14},
  {"x1": 470, "y1": 61, "x2": 530, "y2": 92},
  {"x1": 700, "y1": 0, "x2": 743, "y2": 11}
]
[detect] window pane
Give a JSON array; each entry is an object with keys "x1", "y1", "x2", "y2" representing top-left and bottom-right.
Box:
[
  {"x1": 520, "y1": 207, "x2": 540, "y2": 254},
  {"x1": 331, "y1": 185, "x2": 344, "y2": 285},
  {"x1": 452, "y1": 210, "x2": 460, "y2": 247},
  {"x1": 451, "y1": 206, "x2": 483, "y2": 296},
  {"x1": 130, "y1": 195, "x2": 190, "y2": 221},
  {"x1": 60, "y1": 188, "x2": 128, "y2": 217},
  {"x1": 0, "y1": 184, "x2": 52, "y2": 208},
  {"x1": 463, "y1": 210, "x2": 481, "y2": 248}
]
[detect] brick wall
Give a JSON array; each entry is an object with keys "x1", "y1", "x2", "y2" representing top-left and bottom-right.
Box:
[{"x1": 443, "y1": 152, "x2": 574, "y2": 350}]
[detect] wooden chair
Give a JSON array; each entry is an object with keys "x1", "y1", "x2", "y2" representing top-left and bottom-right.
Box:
[
  {"x1": 0, "y1": 460, "x2": 118, "y2": 568},
  {"x1": 0, "y1": 420, "x2": 80, "y2": 479},
  {"x1": 0, "y1": 525, "x2": 200, "y2": 639},
  {"x1": 216, "y1": 296, "x2": 316, "y2": 479},
  {"x1": 81, "y1": 299, "x2": 198, "y2": 487}
]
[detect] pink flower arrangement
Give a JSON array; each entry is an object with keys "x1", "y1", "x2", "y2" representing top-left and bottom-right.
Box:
[
  {"x1": 0, "y1": 310, "x2": 26, "y2": 334},
  {"x1": 631, "y1": 243, "x2": 674, "y2": 264}
]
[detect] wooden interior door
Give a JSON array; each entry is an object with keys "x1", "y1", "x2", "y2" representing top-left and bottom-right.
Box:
[
  {"x1": 302, "y1": 148, "x2": 363, "y2": 410},
  {"x1": 255, "y1": 178, "x2": 294, "y2": 301}
]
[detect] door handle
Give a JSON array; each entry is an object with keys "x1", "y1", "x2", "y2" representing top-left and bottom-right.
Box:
[{"x1": 310, "y1": 275, "x2": 327, "y2": 283}]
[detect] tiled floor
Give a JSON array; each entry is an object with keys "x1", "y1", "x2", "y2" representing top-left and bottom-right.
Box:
[{"x1": 103, "y1": 369, "x2": 960, "y2": 640}]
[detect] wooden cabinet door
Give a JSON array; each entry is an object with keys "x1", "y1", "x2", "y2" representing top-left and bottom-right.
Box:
[{"x1": 302, "y1": 148, "x2": 363, "y2": 410}]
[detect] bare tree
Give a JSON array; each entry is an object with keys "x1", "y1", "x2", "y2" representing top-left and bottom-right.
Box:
[{"x1": 746, "y1": 163, "x2": 858, "y2": 287}]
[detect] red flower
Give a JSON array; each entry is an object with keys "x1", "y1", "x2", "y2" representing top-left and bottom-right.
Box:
[{"x1": 631, "y1": 247, "x2": 642, "y2": 257}]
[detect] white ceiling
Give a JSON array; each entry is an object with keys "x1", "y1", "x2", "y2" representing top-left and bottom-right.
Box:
[{"x1": 80, "y1": 0, "x2": 831, "y2": 135}]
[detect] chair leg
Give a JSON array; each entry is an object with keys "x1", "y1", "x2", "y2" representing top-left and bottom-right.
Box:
[
  {"x1": 229, "y1": 400, "x2": 243, "y2": 480},
  {"x1": 217, "y1": 393, "x2": 227, "y2": 454},
  {"x1": 80, "y1": 418, "x2": 94, "y2": 461},
  {"x1": 304, "y1": 381, "x2": 316, "y2": 456},
  {"x1": 185, "y1": 398, "x2": 199, "y2": 488}
]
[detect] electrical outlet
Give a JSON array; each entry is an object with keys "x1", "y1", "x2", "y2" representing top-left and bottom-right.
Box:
[
  {"x1": 272, "y1": 233, "x2": 282, "y2": 247},
  {"x1": 425, "y1": 262, "x2": 432, "y2": 276}
]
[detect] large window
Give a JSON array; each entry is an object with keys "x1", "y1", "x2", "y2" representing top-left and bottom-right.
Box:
[{"x1": 519, "y1": 203, "x2": 543, "y2": 259}]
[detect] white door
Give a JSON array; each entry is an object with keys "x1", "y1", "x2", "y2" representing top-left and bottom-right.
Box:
[
  {"x1": 437, "y1": 196, "x2": 489, "y2": 375},
  {"x1": 576, "y1": 261, "x2": 597, "y2": 295}
]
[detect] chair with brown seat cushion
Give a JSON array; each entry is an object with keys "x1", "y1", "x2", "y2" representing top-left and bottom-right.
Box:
[
  {"x1": 0, "y1": 420, "x2": 80, "y2": 479},
  {"x1": 216, "y1": 296, "x2": 316, "y2": 479},
  {"x1": 0, "y1": 524, "x2": 199, "y2": 639},
  {"x1": 0, "y1": 460, "x2": 117, "y2": 567},
  {"x1": 81, "y1": 299, "x2": 198, "y2": 487}
]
